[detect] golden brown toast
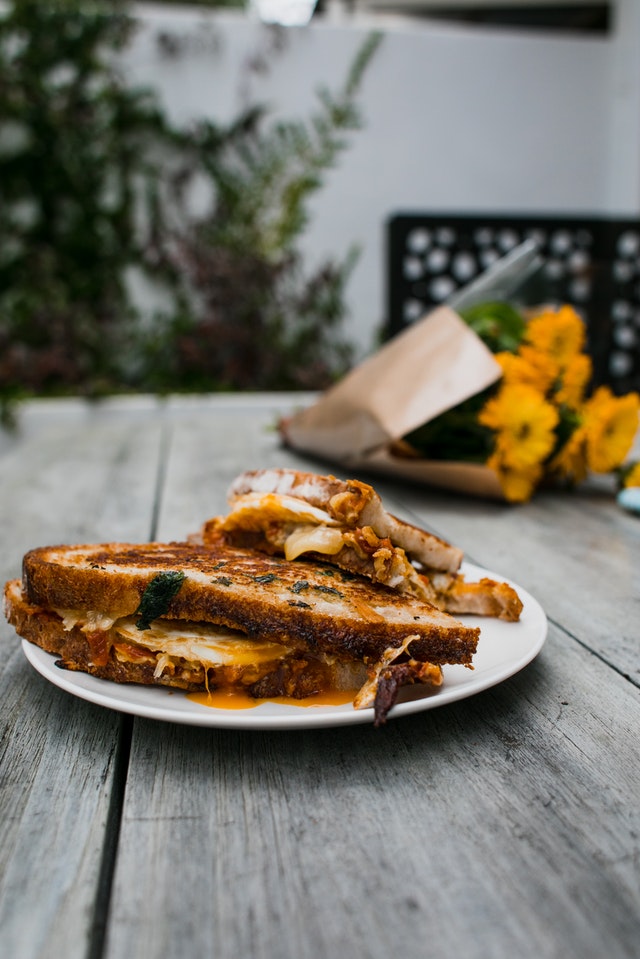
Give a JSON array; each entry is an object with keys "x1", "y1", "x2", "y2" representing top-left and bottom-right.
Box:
[{"x1": 20, "y1": 541, "x2": 479, "y2": 666}]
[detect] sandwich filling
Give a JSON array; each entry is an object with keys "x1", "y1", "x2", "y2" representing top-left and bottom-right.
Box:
[
  {"x1": 201, "y1": 486, "x2": 523, "y2": 621},
  {"x1": 5, "y1": 578, "x2": 371, "y2": 700},
  {"x1": 204, "y1": 491, "x2": 428, "y2": 595}
]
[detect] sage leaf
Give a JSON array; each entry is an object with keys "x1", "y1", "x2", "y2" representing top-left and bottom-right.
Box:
[{"x1": 135, "y1": 571, "x2": 186, "y2": 630}]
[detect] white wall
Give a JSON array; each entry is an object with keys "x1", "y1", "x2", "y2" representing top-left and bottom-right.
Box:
[
  {"x1": 605, "y1": 0, "x2": 640, "y2": 212},
  {"x1": 127, "y1": 3, "x2": 640, "y2": 356}
]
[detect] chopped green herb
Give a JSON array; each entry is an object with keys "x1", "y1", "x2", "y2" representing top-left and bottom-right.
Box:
[
  {"x1": 253, "y1": 573, "x2": 278, "y2": 584},
  {"x1": 212, "y1": 561, "x2": 227, "y2": 570},
  {"x1": 313, "y1": 584, "x2": 344, "y2": 598},
  {"x1": 288, "y1": 600, "x2": 311, "y2": 609},
  {"x1": 338, "y1": 570, "x2": 356, "y2": 582},
  {"x1": 291, "y1": 580, "x2": 309, "y2": 593},
  {"x1": 135, "y1": 571, "x2": 186, "y2": 630},
  {"x1": 212, "y1": 576, "x2": 232, "y2": 586},
  {"x1": 320, "y1": 569, "x2": 335, "y2": 577}
]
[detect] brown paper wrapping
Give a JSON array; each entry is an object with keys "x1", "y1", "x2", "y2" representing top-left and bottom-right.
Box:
[{"x1": 282, "y1": 305, "x2": 506, "y2": 499}]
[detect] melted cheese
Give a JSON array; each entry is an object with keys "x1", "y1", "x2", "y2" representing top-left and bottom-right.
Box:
[
  {"x1": 225, "y1": 492, "x2": 339, "y2": 527},
  {"x1": 114, "y1": 618, "x2": 288, "y2": 668},
  {"x1": 284, "y1": 524, "x2": 344, "y2": 561},
  {"x1": 56, "y1": 608, "x2": 118, "y2": 632}
]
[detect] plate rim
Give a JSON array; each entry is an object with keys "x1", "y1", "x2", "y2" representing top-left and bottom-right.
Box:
[{"x1": 20, "y1": 563, "x2": 547, "y2": 730}]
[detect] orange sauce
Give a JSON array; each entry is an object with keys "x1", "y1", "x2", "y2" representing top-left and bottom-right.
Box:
[
  {"x1": 187, "y1": 687, "x2": 356, "y2": 710},
  {"x1": 188, "y1": 689, "x2": 258, "y2": 710}
]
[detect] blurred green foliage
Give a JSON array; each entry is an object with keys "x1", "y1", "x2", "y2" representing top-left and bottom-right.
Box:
[
  {"x1": 404, "y1": 301, "x2": 528, "y2": 461},
  {"x1": 0, "y1": 0, "x2": 381, "y2": 420},
  {"x1": 458, "y1": 301, "x2": 526, "y2": 353},
  {"x1": 403, "y1": 389, "x2": 495, "y2": 464},
  {"x1": 0, "y1": 0, "x2": 161, "y2": 410}
]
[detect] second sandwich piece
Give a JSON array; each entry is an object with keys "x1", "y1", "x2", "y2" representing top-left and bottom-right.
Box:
[{"x1": 197, "y1": 468, "x2": 523, "y2": 620}]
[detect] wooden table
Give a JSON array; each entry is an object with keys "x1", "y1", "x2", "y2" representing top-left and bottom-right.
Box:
[{"x1": 1, "y1": 394, "x2": 639, "y2": 959}]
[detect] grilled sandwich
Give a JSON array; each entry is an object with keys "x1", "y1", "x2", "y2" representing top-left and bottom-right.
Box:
[
  {"x1": 197, "y1": 469, "x2": 523, "y2": 621},
  {"x1": 5, "y1": 541, "x2": 481, "y2": 724}
]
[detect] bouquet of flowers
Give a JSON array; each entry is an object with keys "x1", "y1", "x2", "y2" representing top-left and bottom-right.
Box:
[
  {"x1": 404, "y1": 303, "x2": 640, "y2": 502},
  {"x1": 281, "y1": 299, "x2": 639, "y2": 504}
]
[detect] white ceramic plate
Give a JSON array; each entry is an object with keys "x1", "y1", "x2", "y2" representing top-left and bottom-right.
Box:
[{"x1": 21, "y1": 563, "x2": 547, "y2": 730}]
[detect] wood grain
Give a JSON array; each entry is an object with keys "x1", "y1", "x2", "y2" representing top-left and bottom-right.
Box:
[
  {"x1": 155, "y1": 395, "x2": 317, "y2": 541},
  {"x1": 0, "y1": 405, "x2": 164, "y2": 959},
  {"x1": 104, "y1": 624, "x2": 640, "y2": 959}
]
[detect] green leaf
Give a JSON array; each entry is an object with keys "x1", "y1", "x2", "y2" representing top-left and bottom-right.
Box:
[
  {"x1": 135, "y1": 571, "x2": 186, "y2": 630},
  {"x1": 403, "y1": 388, "x2": 496, "y2": 462},
  {"x1": 459, "y1": 301, "x2": 526, "y2": 353}
]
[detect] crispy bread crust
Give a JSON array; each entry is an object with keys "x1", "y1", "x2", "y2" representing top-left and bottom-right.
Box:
[
  {"x1": 202, "y1": 524, "x2": 522, "y2": 621},
  {"x1": 21, "y1": 542, "x2": 479, "y2": 665}
]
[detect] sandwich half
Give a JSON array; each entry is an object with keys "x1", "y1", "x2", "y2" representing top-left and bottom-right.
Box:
[
  {"x1": 5, "y1": 541, "x2": 481, "y2": 724},
  {"x1": 197, "y1": 468, "x2": 523, "y2": 621}
]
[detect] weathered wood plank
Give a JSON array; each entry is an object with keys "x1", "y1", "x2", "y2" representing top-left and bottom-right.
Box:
[
  {"x1": 0, "y1": 408, "x2": 164, "y2": 959},
  {"x1": 104, "y1": 622, "x2": 640, "y2": 959}
]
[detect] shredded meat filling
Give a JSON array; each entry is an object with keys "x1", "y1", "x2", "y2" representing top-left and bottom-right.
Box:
[
  {"x1": 373, "y1": 660, "x2": 443, "y2": 727},
  {"x1": 328, "y1": 483, "x2": 372, "y2": 525},
  {"x1": 85, "y1": 629, "x2": 110, "y2": 667}
]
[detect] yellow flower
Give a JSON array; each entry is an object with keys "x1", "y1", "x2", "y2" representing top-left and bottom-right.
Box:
[
  {"x1": 487, "y1": 452, "x2": 542, "y2": 503},
  {"x1": 479, "y1": 383, "x2": 559, "y2": 471},
  {"x1": 555, "y1": 352, "x2": 592, "y2": 409},
  {"x1": 524, "y1": 305, "x2": 586, "y2": 367},
  {"x1": 496, "y1": 346, "x2": 559, "y2": 395},
  {"x1": 583, "y1": 387, "x2": 640, "y2": 473},
  {"x1": 622, "y1": 461, "x2": 640, "y2": 488},
  {"x1": 549, "y1": 425, "x2": 588, "y2": 485}
]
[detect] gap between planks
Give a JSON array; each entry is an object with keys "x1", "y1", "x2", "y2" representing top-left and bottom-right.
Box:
[{"x1": 87, "y1": 417, "x2": 175, "y2": 958}]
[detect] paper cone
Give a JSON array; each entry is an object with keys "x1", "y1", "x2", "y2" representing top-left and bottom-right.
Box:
[{"x1": 282, "y1": 305, "x2": 505, "y2": 498}]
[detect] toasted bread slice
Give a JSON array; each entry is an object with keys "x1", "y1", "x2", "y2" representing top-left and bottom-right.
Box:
[
  {"x1": 20, "y1": 542, "x2": 479, "y2": 666},
  {"x1": 200, "y1": 522, "x2": 435, "y2": 601}
]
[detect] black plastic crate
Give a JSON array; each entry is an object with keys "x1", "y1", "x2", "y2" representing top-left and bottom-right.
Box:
[{"x1": 386, "y1": 213, "x2": 640, "y2": 393}]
